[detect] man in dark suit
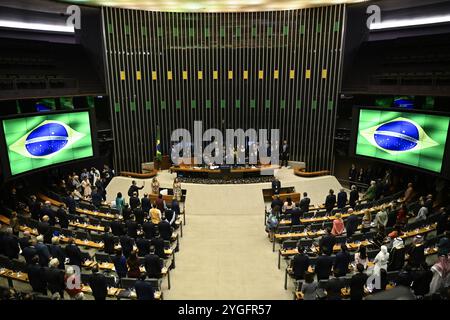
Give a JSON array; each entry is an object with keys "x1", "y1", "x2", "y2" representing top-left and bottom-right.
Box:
[
  {"x1": 48, "y1": 237, "x2": 66, "y2": 269},
  {"x1": 3, "y1": 228, "x2": 20, "y2": 259},
  {"x1": 64, "y1": 193, "x2": 77, "y2": 215},
  {"x1": 22, "y1": 238, "x2": 38, "y2": 265},
  {"x1": 91, "y1": 187, "x2": 103, "y2": 208},
  {"x1": 271, "y1": 178, "x2": 281, "y2": 195},
  {"x1": 129, "y1": 192, "x2": 140, "y2": 210},
  {"x1": 35, "y1": 235, "x2": 51, "y2": 267},
  {"x1": 325, "y1": 189, "x2": 336, "y2": 214},
  {"x1": 120, "y1": 234, "x2": 135, "y2": 258},
  {"x1": 27, "y1": 256, "x2": 48, "y2": 295},
  {"x1": 150, "y1": 230, "x2": 166, "y2": 259},
  {"x1": 350, "y1": 263, "x2": 368, "y2": 300},
  {"x1": 337, "y1": 189, "x2": 347, "y2": 210},
  {"x1": 271, "y1": 195, "x2": 283, "y2": 210},
  {"x1": 135, "y1": 272, "x2": 155, "y2": 300},
  {"x1": 41, "y1": 202, "x2": 56, "y2": 226},
  {"x1": 144, "y1": 246, "x2": 163, "y2": 278},
  {"x1": 436, "y1": 207, "x2": 449, "y2": 235},
  {"x1": 142, "y1": 219, "x2": 156, "y2": 239},
  {"x1": 19, "y1": 231, "x2": 31, "y2": 250},
  {"x1": 136, "y1": 237, "x2": 151, "y2": 257},
  {"x1": 141, "y1": 194, "x2": 151, "y2": 213},
  {"x1": 89, "y1": 266, "x2": 108, "y2": 300},
  {"x1": 315, "y1": 251, "x2": 333, "y2": 280},
  {"x1": 102, "y1": 227, "x2": 116, "y2": 255},
  {"x1": 298, "y1": 192, "x2": 310, "y2": 214},
  {"x1": 65, "y1": 238, "x2": 84, "y2": 267},
  {"x1": 281, "y1": 140, "x2": 289, "y2": 167},
  {"x1": 291, "y1": 246, "x2": 310, "y2": 280},
  {"x1": 158, "y1": 215, "x2": 172, "y2": 241},
  {"x1": 326, "y1": 272, "x2": 344, "y2": 300},
  {"x1": 133, "y1": 207, "x2": 145, "y2": 226},
  {"x1": 345, "y1": 209, "x2": 359, "y2": 238},
  {"x1": 45, "y1": 258, "x2": 65, "y2": 297},
  {"x1": 37, "y1": 216, "x2": 52, "y2": 244},
  {"x1": 319, "y1": 228, "x2": 336, "y2": 256},
  {"x1": 125, "y1": 216, "x2": 139, "y2": 239},
  {"x1": 334, "y1": 244, "x2": 351, "y2": 277},
  {"x1": 171, "y1": 199, "x2": 180, "y2": 217},
  {"x1": 122, "y1": 205, "x2": 132, "y2": 221},
  {"x1": 110, "y1": 218, "x2": 126, "y2": 236},
  {"x1": 349, "y1": 185, "x2": 359, "y2": 209},
  {"x1": 291, "y1": 208, "x2": 302, "y2": 226},
  {"x1": 128, "y1": 180, "x2": 145, "y2": 198},
  {"x1": 56, "y1": 204, "x2": 69, "y2": 229},
  {"x1": 29, "y1": 195, "x2": 42, "y2": 220}
]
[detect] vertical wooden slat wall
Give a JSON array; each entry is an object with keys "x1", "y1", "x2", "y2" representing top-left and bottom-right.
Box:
[{"x1": 101, "y1": 5, "x2": 345, "y2": 173}]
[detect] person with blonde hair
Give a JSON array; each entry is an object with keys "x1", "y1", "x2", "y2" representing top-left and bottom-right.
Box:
[
  {"x1": 46, "y1": 258, "x2": 65, "y2": 298},
  {"x1": 331, "y1": 213, "x2": 345, "y2": 236},
  {"x1": 151, "y1": 177, "x2": 160, "y2": 195},
  {"x1": 64, "y1": 266, "x2": 82, "y2": 299},
  {"x1": 362, "y1": 210, "x2": 372, "y2": 233}
]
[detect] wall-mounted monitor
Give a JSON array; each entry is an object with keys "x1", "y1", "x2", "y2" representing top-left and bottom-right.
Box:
[
  {"x1": 352, "y1": 107, "x2": 450, "y2": 174},
  {"x1": 0, "y1": 110, "x2": 95, "y2": 177}
]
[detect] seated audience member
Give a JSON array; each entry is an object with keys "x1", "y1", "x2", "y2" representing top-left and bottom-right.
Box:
[
  {"x1": 374, "y1": 205, "x2": 388, "y2": 230},
  {"x1": 337, "y1": 189, "x2": 347, "y2": 209},
  {"x1": 64, "y1": 266, "x2": 82, "y2": 299},
  {"x1": 298, "y1": 192, "x2": 310, "y2": 214},
  {"x1": 326, "y1": 271, "x2": 344, "y2": 300},
  {"x1": 388, "y1": 237, "x2": 406, "y2": 271},
  {"x1": 144, "y1": 246, "x2": 163, "y2": 278},
  {"x1": 407, "y1": 235, "x2": 425, "y2": 268},
  {"x1": 45, "y1": 258, "x2": 65, "y2": 298},
  {"x1": 27, "y1": 256, "x2": 48, "y2": 295},
  {"x1": 48, "y1": 237, "x2": 66, "y2": 269},
  {"x1": 319, "y1": 228, "x2": 336, "y2": 256},
  {"x1": 150, "y1": 203, "x2": 162, "y2": 225},
  {"x1": 301, "y1": 272, "x2": 318, "y2": 300},
  {"x1": 334, "y1": 244, "x2": 351, "y2": 277},
  {"x1": 89, "y1": 266, "x2": 108, "y2": 301},
  {"x1": 331, "y1": 213, "x2": 345, "y2": 236},
  {"x1": 324, "y1": 189, "x2": 336, "y2": 214},
  {"x1": 411, "y1": 263, "x2": 433, "y2": 298},
  {"x1": 291, "y1": 246, "x2": 310, "y2": 280},
  {"x1": 158, "y1": 214, "x2": 173, "y2": 241},
  {"x1": 103, "y1": 227, "x2": 116, "y2": 255},
  {"x1": 354, "y1": 245, "x2": 368, "y2": 269},
  {"x1": 349, "y1": 185, "x2": 359, "y2": 209},
  {"x1": 345, "y1": 209, "x2": 359, "y2": 239},
  {"x1": 350, "y1": 263, "x2": 368, "y2": 300},
  {"x1": 35, "y1": 235, "x2": 51, "y2": 267},
  {"x1": 65, "y1": 238, "x2": 84, "y2": 268},
  {"x1": 315, "y1": 251, "x2": 333, "y2": 280},
  {"x1": 113, "y1": 248, "x2": 128, "y2": 279},
  {"x1": 127, "y1": 250, "x2": 141, "y2": 278},
  {"x1": 135, "y1": 272, "x2": 155, "y2": 300},
  {"x1": 363, "y1": 181, "x2": 377, "y2": 202}
]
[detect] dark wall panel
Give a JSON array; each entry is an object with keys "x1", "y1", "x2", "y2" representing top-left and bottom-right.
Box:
[{"x1": 102, "y1": 6, "x2": 345, "y2": 173}]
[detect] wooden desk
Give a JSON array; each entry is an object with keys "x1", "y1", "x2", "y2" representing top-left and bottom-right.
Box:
[{"x1": 170, "y1": 165, "x2": 278, "y2": 179}]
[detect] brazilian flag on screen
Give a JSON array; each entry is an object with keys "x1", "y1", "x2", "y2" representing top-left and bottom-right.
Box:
[
  {"x1": 356, "y1": 109, "x2": 450, "y2": 173},
  {"x1": 155, "y1": 124, "x2": 162, "y2": 161},
  {"x1": 2, "y1": 111, "x2": 93, "y2": 176}
]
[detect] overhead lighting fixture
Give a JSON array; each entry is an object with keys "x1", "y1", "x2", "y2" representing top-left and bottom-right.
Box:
[
  {"x1": 0, "y1": 20, "x2": 75, "y2": 33},
  {"x1": 370, "y1": 14, "x2": 450, "y2": 30}
]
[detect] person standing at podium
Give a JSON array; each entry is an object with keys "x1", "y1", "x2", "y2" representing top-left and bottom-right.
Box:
[
  {"x1": 173, "y1": 178, "x2": 182, "y2": 201},
  {"x1": 272, "y1": 178, "x2": 281, "y2": 195},
  {"x1": 151, "y1": 177, "x2": 160, "y2": 195}
]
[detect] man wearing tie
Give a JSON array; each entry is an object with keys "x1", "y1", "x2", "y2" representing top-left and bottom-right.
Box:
[
  {"x1": 272, "y1": 178, "x2": 281, "y2": 195},
  {"x1": 281, "y1": 140, "x2": 289, "y2": 167}
]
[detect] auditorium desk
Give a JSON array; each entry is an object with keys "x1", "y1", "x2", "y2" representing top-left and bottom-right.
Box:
[{"x1": 170, "y1": 165, "x2": 278, "y2": 179}]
